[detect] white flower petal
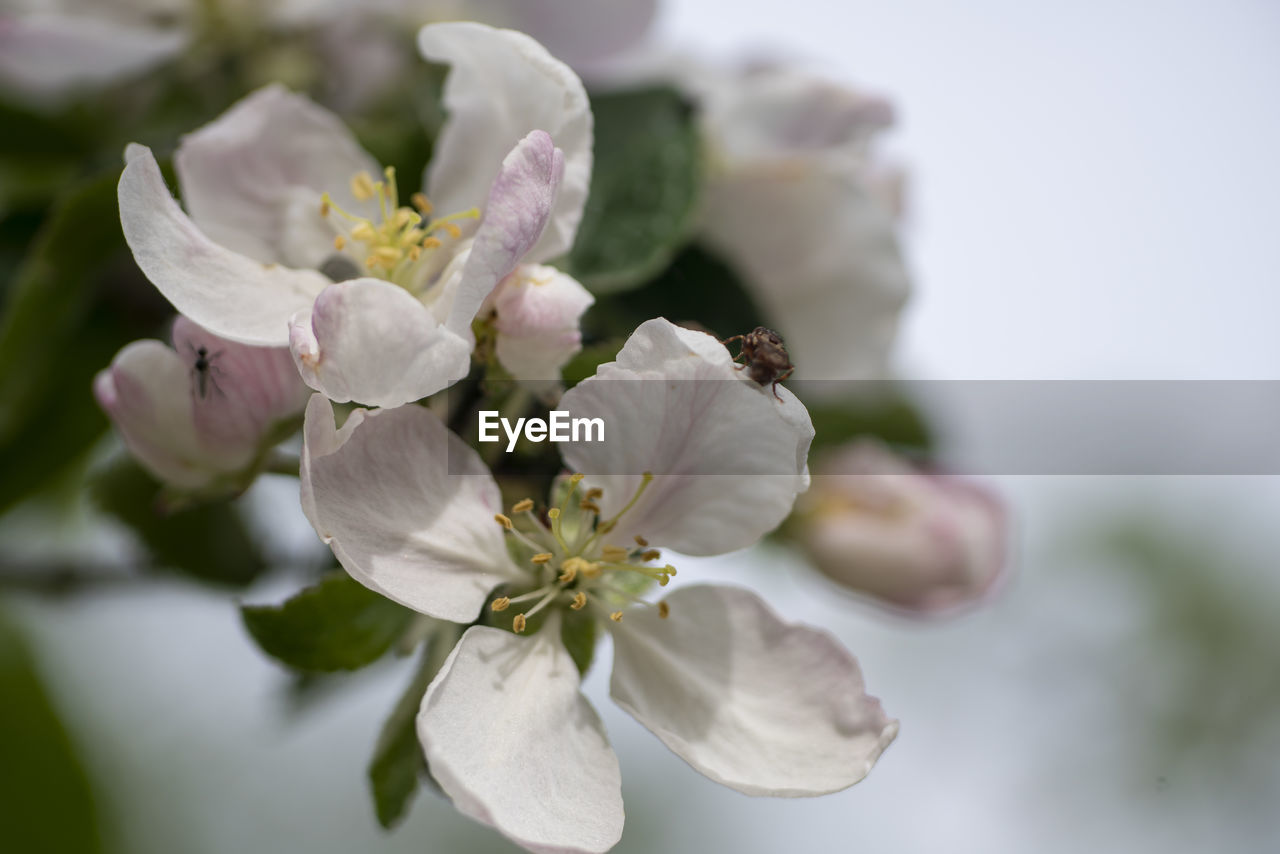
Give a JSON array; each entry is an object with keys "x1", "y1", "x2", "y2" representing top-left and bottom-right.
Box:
[
  {"x1": 93, "y1": 339, "x2": 213, "y2": 490},
  {"x1": 492, "y1": 264, "x2": 594, "y2": 382},
  {"x1": 0, "y1": 14, "x2": 185, "y2": 101},
  {"x1": 419, "y1": 624, "x2": 623, "y2": 854},
  {"x1": 462, "y1": 0, "x2": 658, "y2": 67},
  {"x1": 169, "y1": 316, "x2": 308, "y2": 458},
  {"x1": 300, "y1": 396, "x2": 519, "y2": 622},
  {"x1": 445, "y1": 131, "x2": 566, "y2": 336},
  {"x1": 288, "y1": 278, "x2": 472, "y2": 409},
  {"x1": 560, "y1": 318, "x2": 813, "y2": 555},
  {"x1": 174, "y1": 84, "x2": 381, "y2": 265},
  {"x1": 418, "y1": 21, "x2": 591, "y2": 263},
  {"x1": 610, "y1": 584, "x2": 898, "y2": 797},
  {"x1": 118, "y1": 144, "x2": 330, "y2": 346},
  {"x1": 800, "y1": 441, "x2": 1008, "y2": 615},
  {"x1": 701, "y1": 162, "x2": 910, "y2": 386}
]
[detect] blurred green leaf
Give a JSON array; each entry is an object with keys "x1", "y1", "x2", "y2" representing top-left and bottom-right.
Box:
[
  {"x1": 594, "y1": 242, "x2": 768, "y2": 340},
  {"x1": 560, "y1": 608, "x2": 598, "y2": 678},
  {"x1": 0, "y1": 607, "x2": 106, "y2": 854},
  {"x1": 89, "y1": 457, "x2": 267, "y2": 587},
  {"x1": 562, "y1": 339, "x2": 623, "y2": 387},
  {"x1": 242, "y1": 572, "x2": 414, "y2": 673},
  {"x1": 568, "y1": 87, "x2": 702, "y2": 293},
  {"x1": 806, "y1": 392, "x2": 934, "y2": 455},
  {"x1": 369, "y1": 627, "x2": 459, "y2": 828}
]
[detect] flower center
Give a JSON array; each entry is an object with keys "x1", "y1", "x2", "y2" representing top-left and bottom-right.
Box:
[
  {"x1": 490, "y1": 473, "x2": 676, "y2": 631},
  {"x1": 319, "y1": 167, "x2": 479, "y2": 291}
]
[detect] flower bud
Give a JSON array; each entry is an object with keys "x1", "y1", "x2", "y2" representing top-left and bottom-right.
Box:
[
  {"x1": 796, "y1": 441, "x2": 1006, "y2": 616},
  {"x1": 488, "y1": 263, "x2": 594, "y2": 382},
  {"x1": 94, "y1": 316, "x2": 309, "y2": 491}
]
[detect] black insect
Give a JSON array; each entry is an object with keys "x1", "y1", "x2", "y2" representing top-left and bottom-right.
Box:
[
  {"x1": 188, "y1": 344, "x2": 225, "y2": 400},
  {"x1": 721, "y1": 326, "x2": 795, "y2": 401}
]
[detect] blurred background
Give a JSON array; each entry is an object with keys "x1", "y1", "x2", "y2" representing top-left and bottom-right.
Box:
[{"x1": 4, "y1": 1, "x2": 1280, "y2": 852}]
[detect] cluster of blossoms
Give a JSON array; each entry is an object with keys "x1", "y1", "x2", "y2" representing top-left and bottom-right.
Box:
[{"x1": 71, "y1": 5, "x2": 1007, "y2": 853}]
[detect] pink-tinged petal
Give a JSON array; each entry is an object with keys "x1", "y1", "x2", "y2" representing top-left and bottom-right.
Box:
[
  {"x1": 289, "y1": 278, "x2": 472, "y2": 409},
  {"x1": 610, "y1": 584, "x2": 898, "y2": 797},
  {"x1": 169, "y1": 316, "x2": 308, "y2": 458},
  {"x1": 559, "y1": 319, "x2": 814, "y2": 556},
  {"x1": 300, "y1": 396, "x2": 520, "y2": 622},
  {"x1": 701, "y1": 159, "x2": 909, "y2": 389},
  {"x1": 418, "y1": 624, "x2": 623, "y2": 854},
  {"x1": 174, "y1": 84, "x2": 381, "y2": 266},
  {"x1": 798, "y1": 441, "x2": 1008, "y2": 616},
  {"x1": 118, "y1": 144, "x2": 330, "y2": 347},
  {"x1": 491, "y1": 264, "x2": 594, "y2": 382},
  {"x1": 419, "y1": 22, "x2": 591, "y2": 263},
  {"x1": 459, "y1": 0, "x2": 657, "y2": 67},
  {"x1": 0, "y1": 14, "x2": 185, "y2": 101},
  {"x1": 93, "y1": 340, "x2": 214, "y2": 490},
  {"x1": 445, "y1": 131, "x2": 565, "y2": 337}
]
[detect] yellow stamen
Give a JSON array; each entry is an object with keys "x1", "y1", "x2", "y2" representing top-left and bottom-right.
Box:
[
  {"x1": 658, "y1": 601, "x2": 670, "y2": 619},
  {"x1": 374, "y1": 246, "x2": 403, "y2": 264},
  {"x1": 531, "y1": 552, "x2": 553, "y2": 564},
  {"x1": 333, "y1": 235, "x2": 346, "y2": 250},
  {"x1": 491, "y1": 597, "x2": 511, "y2": 612},
  {"x1": 494, "y1": 514, "x2": 513, "y2": 530},
  {"x1": 408, "y1": 246, "x2": 422, "y2": 261},
  {"x1": 634, "y1": 535, "x2": 649, "y2": 547},
  {"x1": 569, "y1": 473, "x2": 585, "y2": 485},
  {"x1": 570, "y1": 592, "x2": 587, "y2": 610},
  {"x1": 351, "y1": 222, "x2": 376, "y2": 242},
  {"x1": 422, "y1": 236, "x2": 442, "y2": 249},
  {"x1": 558, "y1": 564, "x2": 577, "y2": 584},
  {"x1": 580, "y1": 500, "x2": 601, "y2": 513},
  {"x1": 411, "y1": 192, "x2": 433, "y2": 214},
  {"x1": 512, "y1": 498, "x2": 535, "y2": 513},
  {"x1": 350, "y1": 171, "x2": 376, "y2": 201},
  {"x1": 641, "y1": 549, "x2": 661, "y2": 562},
  {"x1": 586, "y1": 488, "x2": 604, "y2": 500},
  {"x1": 319, "y1": 200, "x2": 331, "y2": 217},
  {"x1": 513, "y1": 614, "x2": 527, "y2": 633},
  {"x1": 442, "y1": 222, "x2": 462, "y2": 239},
  {"x1": 609, "y1": 611, "x2": 624, "y2": 623},
  {"x1": 601, "y1": 545, "x2": 629, "y2": 562}
]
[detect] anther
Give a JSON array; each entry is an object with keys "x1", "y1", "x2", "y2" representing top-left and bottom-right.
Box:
[
  {"x1": 658, "y1": 602, "x2": 670, "y2": 619},
  {"x1": 634, "y1": 535, "x2": 649, "y2": 547},
  {"x1": 513, "y1": 614, "x2": 527, "y2": 633},
  {"x1": 641, "y1": 549, "x2": 661, "y2": 562},
  {"x1": 494, "y1": 513, "x2": 513, "y2": 530},
  {"x1": 570, "y1": 592, "x2": 587, "y2": 610},
  {"x1": 558, "y1": 565, "x2": 577, "y2": 584},
  {"x1": 411, "y1": 192, "x2": 432, "y2": 214},
  {"x1": 374, "y1": 246, "x2": 403, "y2": 264},
  {"x1": 491, "y1": 597, "x2": 510, "y2": 612},
  {"x1": 442, "y1": 222, "x2": 462, "y2": 239},
  {"x1": 597, "y1": 520, "x2": 616, "y2": 535},
  {"x1": 319, "y1": 200, "x2": 331, "y2": 217},
  {"x1": 579, "y1": 500, "x2": 601, "y2": 513},
  {"x1": 333, "y1": 235, "x2": 346, "y2": 250},
  {"x1": 585, "y1": 487, "x2": 604, "y2": 500},
  {"x1": 610, "y1": 611, "x2": 624, "y2": 623},
  {"x1": 531, "y1": 553, "x2": 553, "y2": 564},
  {"x1": 350, "y1": 172, "x2": 376, "y2": 201},
  {"x1": 351, "y1": 222, "x2": 376, "y2": 242},
  {"x1": 601, "y1": 545, "x2": 628, "y2": 562},
  {"x1": 512, "y1": 498, "x2": 534, "y2": 513},
  {"x1": 422, "y1": 236, "x2": 442, "y2": 249}
]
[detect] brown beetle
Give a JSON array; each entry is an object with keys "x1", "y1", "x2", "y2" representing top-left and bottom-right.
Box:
[{"x1": 721, "y1": 326, "x2": 795, "y2": 401}]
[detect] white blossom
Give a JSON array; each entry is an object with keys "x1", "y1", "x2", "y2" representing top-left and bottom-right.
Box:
[{"x1": 300, "y1": 318, "x2": 896, "y2": 853}]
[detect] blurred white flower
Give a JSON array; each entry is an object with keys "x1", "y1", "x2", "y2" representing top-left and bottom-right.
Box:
[
  {"x1": 116, "y1": 22, "x2": 593, "y2": 408},
  {"x1": 797, "y1": 440, "x2": 1007, "y2": 616},
  {"x1": 93, "y1": 315, "x2": 309, "y2": 492},
  {"x1": 695, "y1": 65, "x2": 912, "y2": 388},
  {"x1": 299, "y1": 318, "x2": 895, "y2": 853}
]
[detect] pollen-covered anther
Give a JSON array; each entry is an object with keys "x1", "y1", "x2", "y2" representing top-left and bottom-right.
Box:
[
  {"x1": 494, "y1": 513, "x2": 513, "y2": 530},
  {"x1": 512, "y1": 498, "x2": 535, "y2": 513},
  {"x1": 570, "y1": 592, "x2": 587, "y2": 610},
  {"x1": 373, "y1": 246, "x2": 403, "y2": 265},
  {"x1": 600, "y1": 545, "x2": 628, "y2": 562},
  {"x1": 513, "y1": 614, "x2": 527, "y2": 633},
  {"x1": 597, "y1": 520, "x2": 616, "y2": 535},
  {"x1": 609, "y1": 611, "x2": 624, "y2": 623},
  {"x1": 350, "y1": 171, "x2": 377, "y2": 201},
  {"x1": 558, "y1": 565, "x2": 576, "y2": 584},
  {"x1": 351, "y1": 222, "x2": 376, "y2": 242},
  {"x1": 658, "y1": 601, "x2": 670, "y2": 619},
  {"x1": 531, "y1": 552, "x2": 553, "y2": 564},
  {"x1": 491, "y1": 597, "x2": 511, "y2": 612},
  {"x1": 442, "y1": 222, "x2": 462, "y2": 239},
  {"x1": 641, "y1": 549, "x2": 661, "y2": 562},
  {"x1": 411, "y1": 192, "x2": 432, "y2": 214},
  {"x1": 579, "y1": 500, "x2": 601, "y2": 513},
  {"x1": 332, "y1": 235, "x2": 346, "y2": 250},
  {"x1": 634, "y1": 535, "x2": 649, "y2": 547},
  {"x1": 319, "y1": 200, "x2": 331, "y2": 217},
  {"x1": 585, "y1": 487, "x2": 603, "y2": 501}
]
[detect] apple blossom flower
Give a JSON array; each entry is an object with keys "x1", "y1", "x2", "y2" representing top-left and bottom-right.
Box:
[
  {"x1": 695, "y1": 65, "x2": 912, "y2": 387},
  {"x1": 116, "y1": 21, "x2": 593, "y2": 409},
  {"x1": 300, "y1": 318, "x2": 897, "y2": 853},
  {"x1": 481, "y1": 263, "x2": 594, "y2": 383},
  {"x1": 93, "y1": 315, "x2": 309, "y2": 493},
  {"x1": 795, "y1": 440, "x2": 1007, "y2": 616}
]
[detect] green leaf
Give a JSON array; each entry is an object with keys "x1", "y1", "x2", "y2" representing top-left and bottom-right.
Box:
[
  {"x1": 806, "y1": 392, "x2": 934, "y2": 456},
  {"x1": 561, "y1": 338, "x2": 623, "y2": 387},
  {"x1": 0, "y1": 608, "x2": 106, "y2": 854},
  {"x1": 89, "y1": 457, "x2": 267, "y2": 587},
  {"x1": 241, "y1": 572, "x2": 414, "y2": 673},
  {"x1": 368, "y1": 626, "x2": 460, "y2": 828},
  {"x1": 560, "y1": 608, "x2": 598, "y2": 678},
  {"x1": 568, "y1": 87, "x2": 702, "y2": 293},
  {"x1": 593, "y1": 242, "x2": 768, "y2": 341}
]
